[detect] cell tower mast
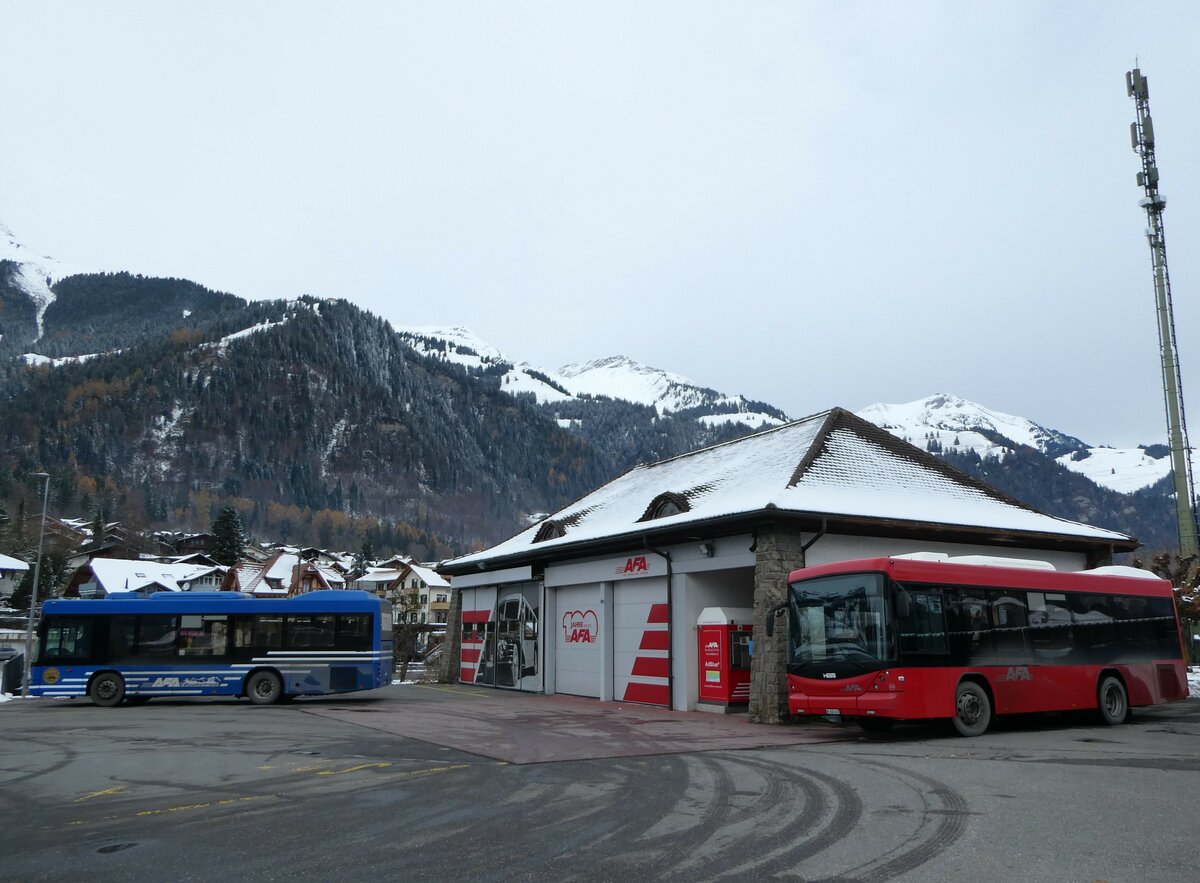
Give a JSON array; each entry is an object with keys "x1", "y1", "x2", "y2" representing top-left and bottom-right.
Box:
[{"x1": 1126, "y1": 67, "x2": 1199, "y2": 558}]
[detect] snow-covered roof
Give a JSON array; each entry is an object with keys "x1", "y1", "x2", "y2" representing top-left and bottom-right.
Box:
[
  {"x1": 408, "y1": 563, "x2": 450, "y2": 588},
  {"x1": 265, "y1": 553, "x2": 300, "y2": 583},
  {"x1": 84, "y1": 558, "x2": 216, "y2": 594},
  {"x1": 356, "y1": 568, "x2": 405, "y2": 585},
  {"x1": 448, "y1": 408, "x2": 1133, "y2": 570},
  {"x1": 0, "y1": 553, "x2": 29, "y2": 572}
]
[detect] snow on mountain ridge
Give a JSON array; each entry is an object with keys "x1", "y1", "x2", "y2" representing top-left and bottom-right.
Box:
[
  {"x1": 394, "y1": 325, "x2": 572, "y2": 405},
  {"x1": 858, "y1": 394, "x2": 1172, "y2": 495},
  {"x1": 392, "y1": 327, "x2": 783, "y2": 425},
  {"x1": 553, "y1": 355, "x2": 703, "y2": 412},
  {"x1": 0, "y1": 220, "x2": 80, "y2": 342}
]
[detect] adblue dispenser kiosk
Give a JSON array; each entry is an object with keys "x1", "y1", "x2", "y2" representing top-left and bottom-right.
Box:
[{"x1": 697, "y1": 607, "x2": 754, "y2": 712}]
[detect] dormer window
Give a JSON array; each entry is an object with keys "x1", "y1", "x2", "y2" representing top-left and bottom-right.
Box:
[
  {"x1": 639, "y1": 492, "x2": 690, "y2": 522},
  {"x1": 533, "y1": 520, "x2": 566, "y2": 543}
]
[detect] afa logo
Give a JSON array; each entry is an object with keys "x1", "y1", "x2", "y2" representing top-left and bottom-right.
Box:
[
  {"x1": 147, "y1": 676, "x2": 222, "y2": 689},
  {"x1": 616, "y1": 555, "x2": 649, "y2": 575},
  {"x1": 562, "y1": 610, "x2": 599, "y2": 644}
]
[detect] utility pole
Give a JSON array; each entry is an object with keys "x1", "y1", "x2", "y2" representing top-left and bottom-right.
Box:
[{"x1": 1126, "y1": 67, "x2": 1200, "y2": 559}]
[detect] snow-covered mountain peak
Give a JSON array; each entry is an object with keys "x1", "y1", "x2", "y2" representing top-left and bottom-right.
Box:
[
  {"x1": 550, "y1": 355, "x2": 786, "y2": 428},
  {"x1": 553, "y1": 356, "x2": 706, "y2": 411},
  {"x1": 858, "y1": 393, "x2": 1077, "y2": 452},
  {"x1": 394, "y1": 324, "x2": 509, "y2": 364},
  {"x1": 858, "y1": 394, "x2": 1172, "y2": 495},
  {"x1": 0, "y1": 220, "x2": 82, "y2": 342}
]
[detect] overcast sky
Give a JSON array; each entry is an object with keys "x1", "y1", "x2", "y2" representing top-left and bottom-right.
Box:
[{"x1": 3, "y1": 2, "x2": 1199, "y2": 447}]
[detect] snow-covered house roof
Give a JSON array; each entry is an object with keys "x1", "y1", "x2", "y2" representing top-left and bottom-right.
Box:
[
  {"x1": 67, "y1": 558, "x2": 223, "y2": 597},
  {"x1": 408, "y1": 563, "x2": 450, "y2": 589},
  {"x1": 354, "y1": 568, "x2": 405, "y2": 588},
  {"x1": 446, "y1": 408, "x2": 1134, "y2": 572},
  {"x1": 0, "y1": 553, "x2": 29, "y2": 573}
]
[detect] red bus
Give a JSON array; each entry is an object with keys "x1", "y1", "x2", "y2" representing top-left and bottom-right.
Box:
[{"x1": 767, "y1": 554, "x2": 1188, "y2": 736}]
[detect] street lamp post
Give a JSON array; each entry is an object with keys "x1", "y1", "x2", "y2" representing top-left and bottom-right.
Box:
[{"x1": 21, "y1": 472, "x2": 51, "y2": 699}]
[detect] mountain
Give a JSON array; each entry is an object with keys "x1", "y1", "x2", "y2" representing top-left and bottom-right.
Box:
[
  {"x1": 395, "y1": 326, "x2": 788, "y2": 428},
  {"x1": 857, "y1": 394, "x2": 1175, "y2": 494},
  {"x1": 0, "y1": 221, "x2": 1186, "y2": 557},
  {"x1": 0, "y1": 225, "x2": 782, "y2": 557},
  {"x1": 857, "y1": 394, "x2": 1180, "y2": 551}
]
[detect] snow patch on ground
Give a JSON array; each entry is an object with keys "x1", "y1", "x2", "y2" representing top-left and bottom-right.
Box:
[
  {"x1": 206, "y1": 318, "x2": 289, "y2": 352},
  {"x1": 698, "y1": 412, "x2": 787, "y2": 430},
  {"x1": 2, "y1": 220, "x2": 85, "y2": 342},
  {"x1": 22, "y1": 351, "x2": 108, "y2": 368},
  {"x1": 322, "y1": 417, "x2": 348, "y2": 475},
  {"x1": 1056, "y1": 447, "x2": 1172, "y2": 494}
]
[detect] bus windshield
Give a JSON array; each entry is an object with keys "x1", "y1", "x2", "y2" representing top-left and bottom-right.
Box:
[{"x1": 787, "y1": 572, "x2": 891, "y2": 668}]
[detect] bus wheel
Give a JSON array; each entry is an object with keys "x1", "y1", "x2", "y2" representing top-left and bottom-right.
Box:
[
  {"x1": 246, "y1": 671, "x2": 283, "y2": 706},
  {"x1": 952, "y1": 681, "x2": 992, "y2": 737},
  {"x1": 858, "y1": 717, "x2": 895, "y2": 733},
  {"x1": 90, "y1": 673, "x2": 126, "y2": 708},
  {"x1": 1097, "y1": 676, "x2": 1129, "y2": 725}
]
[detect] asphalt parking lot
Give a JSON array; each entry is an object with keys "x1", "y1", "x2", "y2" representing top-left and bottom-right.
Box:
[{"x1": 2, "y1": 685, "x2": 1198, "y2": 882}]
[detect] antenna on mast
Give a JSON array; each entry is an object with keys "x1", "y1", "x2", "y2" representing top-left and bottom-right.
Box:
[{"x1": 1126, "y1": 66, "x2": 1200, "y2": 558}]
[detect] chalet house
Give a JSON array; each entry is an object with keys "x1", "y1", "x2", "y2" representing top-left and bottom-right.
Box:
[
  {"x1": 63, "y1": 558, "x2": 226, "y2": 598},
  {"x1": 351, "y1": 562, "x2": 450, "y2": 624},
  {"x1": 219, "y1": 552, "x2": 345, "y2": 598},
  {"x1": 0, "y1": 553, "x2": 30, "y2": 601}
]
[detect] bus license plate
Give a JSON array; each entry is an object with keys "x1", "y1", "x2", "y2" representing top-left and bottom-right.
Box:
[{"x1": 825, "y1": 708, "x2": 840, "y2": 716}]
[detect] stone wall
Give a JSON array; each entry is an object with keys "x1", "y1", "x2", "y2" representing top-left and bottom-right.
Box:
[
  {"x1": 748, "y1": 525, "x2": 807, "y2": 724},
  {"x1": 438, "y1": 586, "x2": 463, "y2": 684}
]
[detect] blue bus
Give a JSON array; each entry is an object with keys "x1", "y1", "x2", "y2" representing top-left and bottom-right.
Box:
[{"x1": 30, "y1": 590, "x2": 393, "y2": 706}]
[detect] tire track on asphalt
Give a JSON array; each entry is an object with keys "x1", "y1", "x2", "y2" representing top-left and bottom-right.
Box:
[
  {"x1": 0, "y1": 743, "x2": 75, "y2": 787},
  {"x1": 734, "y1": 754, "x2": 865, "y2": 875},
  {"x1": 828, "y1": 759, "x2": 971, "y2": 883},
  {"x1": 687, "y1": 753, "x2": 861, "y2": 880}
]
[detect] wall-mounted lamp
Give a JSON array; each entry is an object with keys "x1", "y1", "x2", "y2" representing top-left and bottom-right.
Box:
[{"x1": 699, "y1": 541, "x2": 714, "y2": 558}]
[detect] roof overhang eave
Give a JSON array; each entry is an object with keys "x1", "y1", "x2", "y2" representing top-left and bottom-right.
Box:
[{"x1": 441, "y1": 509, "x2": 1135, "y2": 576}]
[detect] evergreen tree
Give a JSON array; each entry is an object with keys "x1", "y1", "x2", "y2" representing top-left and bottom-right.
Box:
[{"x1": 210, "y1": 507, "x2": 247, "y2": 566}]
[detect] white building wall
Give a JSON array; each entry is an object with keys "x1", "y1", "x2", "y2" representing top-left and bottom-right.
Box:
[{"x1": 804, "y1": 534, "x2": 1088, "y2": 572}]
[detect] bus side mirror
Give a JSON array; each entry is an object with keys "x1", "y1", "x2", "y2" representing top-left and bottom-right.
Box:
[
  {"x1": 764, "y1": 602, "x2": 787, "y2": 638},
  {"x1": 895, "y1": 590, "x2": 911, "y2": 619}
]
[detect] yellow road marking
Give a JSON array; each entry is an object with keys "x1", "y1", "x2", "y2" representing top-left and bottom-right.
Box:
[
  {"x1": 415, "y1": 684, "x2": 489, "y2": 697},
  {"x1": 386, "y1": 763, "x2": 470, "y2": 781},
  {"x1": 63, "y1": 763, "x2": 471, "y2": 827},
  {"x1": 75, "y1": 785, "x2": 128, "y2": 803},
  {"x1": 316, "y1": 762, "x2": 393, "y2": 776},
  {"x1": 135, "y1": 796, "x2": 265, "y2": 817}
]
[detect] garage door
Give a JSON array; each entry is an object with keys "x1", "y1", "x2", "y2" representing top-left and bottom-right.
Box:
[
  {"x1": 614, "y1": 579, "x2": 670, "y2": 707},
  {"x1": 555, "y1": 584, "x2": 602, "y2": 698}
]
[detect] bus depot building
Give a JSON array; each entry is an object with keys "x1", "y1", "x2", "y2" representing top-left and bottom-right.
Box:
[{"x1": 440, "y1": 408, "x2": 1135, "y2": 723}]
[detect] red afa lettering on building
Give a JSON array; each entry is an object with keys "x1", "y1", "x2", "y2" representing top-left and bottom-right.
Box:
[{"x1": 616, "y1": 555, "x2": 649, "y2": 575}]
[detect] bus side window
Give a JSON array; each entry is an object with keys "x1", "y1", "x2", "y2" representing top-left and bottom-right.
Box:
[
  {"x1": 287, "y1": 614, "x2": 336, "y2": 649},
  {"x1": 255, "y1": 615, "x2": 284, "y2": 650},
  {"x1": 896, "y1": 589, "x2": 948, "y2": 656},
  {"x1": 1068, "y1": 594, "x2": 1114, "y2": 662},
  {"x1": 41, "y1": 618, "x2": 96, "y2": 662},
  {"x1": 135, "y1": 616, "x2": 178, "y2": 658},
  {"x1": 110, "y1": 616, "x2": 137, "y2": 661},
  {"x1": 1111, "y1": 596, "x2": 1149, "y2": 651},
  {"x1": 1146, "y1": 597, "x2": 1182, "y2": 659},
  {"x1": 945, "y1": 587, "x2": 991, "y2": 663},
  {"x1": 987, "y1": 590, "x2": 1028, "y2": 659},
  {"x1": 337, "y1": 614, "x2": 372, "y2": 651},
  {"x1": 1028, "y1": 592, "x2": 1072, "y2": 658}
]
